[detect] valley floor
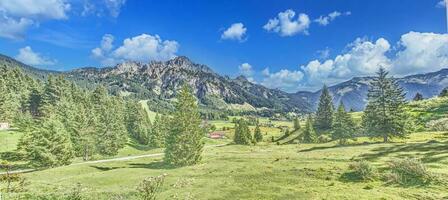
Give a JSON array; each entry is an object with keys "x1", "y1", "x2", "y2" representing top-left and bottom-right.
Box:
[{"x1": 1, "y1": 132, "x2": 448, "y2": 199}]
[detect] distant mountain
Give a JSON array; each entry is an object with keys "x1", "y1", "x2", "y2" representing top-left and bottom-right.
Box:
[
  {"x1": 2, "y1": 54, "x2": 447, "y2": 113},
  {"x1": 294, "y1": 69, "x2": 448, "y2": 111}
]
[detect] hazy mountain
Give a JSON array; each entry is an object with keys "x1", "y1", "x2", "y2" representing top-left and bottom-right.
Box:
[{"x1": 294, "y1": 69, "x2": 448, "y2": 111}]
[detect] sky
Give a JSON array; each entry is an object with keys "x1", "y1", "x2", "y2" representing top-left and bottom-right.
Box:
[{"x1": 0, "y1": 0, "x2": 448, "y2": 92}]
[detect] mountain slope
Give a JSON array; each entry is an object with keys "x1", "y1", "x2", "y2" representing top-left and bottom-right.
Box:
[{"x1": 294, "y1": 69, "x2": 448, "y2": 111}]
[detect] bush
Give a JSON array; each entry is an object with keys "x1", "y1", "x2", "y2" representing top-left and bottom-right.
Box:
[
  {"x1": 317, "y1": 135, "x2": 331, "y2": 143},
  {"x1": 137, "y1": 174, "x2": 166, "y2": 200},
  {"x1": 386, "y1": 158, "x2": 433, "y2": 185},
  {"x1": 348, "y1": 160, "x2": 376, "y2": 181},
  {"x1": 426, "y1": 118, "x2": 448, "y2": 131}
]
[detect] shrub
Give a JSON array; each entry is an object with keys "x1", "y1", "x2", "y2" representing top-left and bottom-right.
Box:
[
  {"x1": 137, "y1": 174, "x2": 166, "y2": 200},
  {"x1": 317, "y1": 135, "x2": 331, "y2": 143},
  {"x1": 65, "y1": 183, "x2": 85, "y2": 200},
  {"x1": 426, "y1": 118, "x2": 448, "y2": 131},
  {"x1": 386, "y1": 158, "x2": 433, "y2": 185},
  {"x1": 348, "y1": 160, "x2": 376, "y2": 181}
]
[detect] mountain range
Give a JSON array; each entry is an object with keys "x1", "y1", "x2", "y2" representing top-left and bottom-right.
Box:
[{"x1": 1, "y1": 54, "x2": 447, "y2": 113}]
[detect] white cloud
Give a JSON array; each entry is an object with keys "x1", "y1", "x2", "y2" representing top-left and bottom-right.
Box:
[
  {"x1": 0, "y1": 0, "x2": 70, "y2": 39},
  {"x1": 263, "y1": 9, "x2": 310, "y2": 36},
  {"x1": 392, "y1": 32, "x2": 448, "y2": 75},
  {"x1": 261, "y1": 68, "x2": 304, "y2": 92},
  {"x1": 15, "y1": 46, "x2": 56, "y2": 66},
  {"x1": 91, "y1": 33, "x2": 179, "y2": 66},
  {"x1": 82, "y1": 0, "x2": 126, "y2": 18},
  {"x1": 221, "y1": 23, "x2": 247, "y2": 41},
  {"x1": 300, "y1": 37, "x2": 391, "y2": 90},
  {"x1": 239, "y1": 63, "x2": 253, "y2": 76},
  {"x1": 317, "y1": 47, "x2": 331, "y2": 59},
  {"x1": 436, "y1": 0, "x2": 446, "y2": 8},
  {"x1": 314, "y1": 11, "x2": 350, "y2": 26}
]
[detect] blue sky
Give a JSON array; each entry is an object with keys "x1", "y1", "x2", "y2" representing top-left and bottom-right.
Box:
[{"x1": 1, "y1": 0, "x2": 448, "y2": 92}]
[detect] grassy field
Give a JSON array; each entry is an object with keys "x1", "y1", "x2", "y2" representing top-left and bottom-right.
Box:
[
  {"x1": 0, "y1": 131, "x2": 22, "y2": 152},
  {"x1": 1, "y1": 131, "x2": 447, "y2": 199}
]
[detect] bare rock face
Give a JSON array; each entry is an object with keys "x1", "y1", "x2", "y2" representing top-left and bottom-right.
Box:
[{"x1": 68, "y1": 56, "x2": 312, "y2": 112}]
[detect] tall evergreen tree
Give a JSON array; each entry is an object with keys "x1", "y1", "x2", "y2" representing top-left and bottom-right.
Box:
[
  {"x1": 293, "y1": 117, "x2": 301, "y2": 131},
  {"x1": 315, "y1": 85, "x2": 334, "y2": 131},
  {"x1": 331, "y1": 102, "x2": 356, "y2": 145},
  {"x1": 413, "y1": 92, "x2": 424, "y2": 101},
  {"x1": 301, "y1": 115, "x2": 317, "y2": 143},
  {"x1": 164, "y1": 85, "x2": 204, "y2": 166},
  {"x1": 17, "y1": 116, "x2": 74, "y2": 167},
  {"x1": 362, "y1": 68, "x2": 409, "y2": 143},
  {"x1": 126, "y1": 100, "x2": 151, "y2": 145},
  {"x1": 253, "y1": 121, "x2": 263, "y2": 143},
  {"x1": 150, "y1": 114, "x2": 166, "y2": 148},
  {"x1": 233, "y1": 119, "x2": 252, "y2": 145}
]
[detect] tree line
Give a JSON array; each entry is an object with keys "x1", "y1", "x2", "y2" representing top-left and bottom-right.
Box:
[{"x1": 0, "y1": 65, "x2": 204, "y2": 168}]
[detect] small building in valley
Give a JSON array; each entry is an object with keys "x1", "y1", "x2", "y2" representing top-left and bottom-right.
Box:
[
  {"x1": 0, "y1": 122, "x2": 10, "y2": 130},
  {"x1": 208, "y1": 131, "x2": 226, "y2": 139}
]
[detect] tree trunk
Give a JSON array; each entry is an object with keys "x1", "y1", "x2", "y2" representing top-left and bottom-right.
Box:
[{"x1": 383, "y1": 135, "x2": 388, "y2": 143}]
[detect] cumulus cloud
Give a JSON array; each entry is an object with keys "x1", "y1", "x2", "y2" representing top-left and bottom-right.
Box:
[
  {"x1": 392, "y1": 32, "x2": 448, "y2": 75},
  {"x1": 221, "y1": 23, "x2": 247, "y2": 41},
  {"x1": 263, "y1": 9, "x2": 310, "y2": 36},
  {"x1": 261, "y1": 68, "x2": 304, "y2": 92},
  {"x1": 239, "y1": 63, "x2": 253, "y2": 76},
  {"x1": 0, "y1": 0, "x2": 70, "y2": 39},
  {"x1": 436, "y1": 0, "x2": 446, "y2": 8},
  {"x1": 300, "y1": 38, "x2": 391, "y2": 89},
  {"x1": 15, "y1": 46, "x2": 56, "y2": 66},
  {"x1": 91, "y1": 33, "x2": 179, "y2": 66},
  {"x1": 314, "y1": 11, "x2": 350, "y2": 26}
]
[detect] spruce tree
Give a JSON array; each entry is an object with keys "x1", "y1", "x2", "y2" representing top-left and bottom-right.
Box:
[
  {"x1": 233, "y1": 119, "x2": 252, "y2": 145},
  {"x1": 440, "y1": 87, "x2": 448, "y2": 97},
  {"x1": 301, "y1": 115, "x2": 317, "y2": 143},
  {"x1": 17, "y1": 116, "x2": 74, "y2": 167},
  {"x1": 315, "y1": 85, "x2": 334, "y2": 131},
  {"x1": 293, "y1": 117, "x2": 301, "y2": 131},
  {"x1": 150, "y1": 114, "x2": 166, "y2": 148},
  {"x1": 126, "y1": 100, "x2": 151, "y2": 145},
  {"x1": 331, "y1": 102, "x2": 356, "y2": 145},
  {"x1": 164, "y1": 85, "x2": 204, "y2": 166},
  {"x1": 413, "y1": 92, "x2": 423, "y2": 101},
  {"x1": 254, "y1": 121, "x2": 263, "y2": 143},
  {"x1": 362, "y1": 68, "x2": 409, "y2": 143}
]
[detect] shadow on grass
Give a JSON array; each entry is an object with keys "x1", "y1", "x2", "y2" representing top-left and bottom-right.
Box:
[
  {"x1": 298, "y1": 142, "x2": 383, "y2": 153},
  {"x1": 358, "y1": 141, "x2": 448, "y2": 163},
  {"x1": 90, "y1": 165, "x2": 124, "y2": 171},
  {"x1": 128, "y1": 161, "x2": 177, "y2": 170}
]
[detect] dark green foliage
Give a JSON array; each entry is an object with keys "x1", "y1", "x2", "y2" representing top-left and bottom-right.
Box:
[
  {"x1": 17, "y1": 116, "x2": 74, "y2": 168},
  {"x1": 301, "y1": 115, "x2": 317, "y2": 143},
  {"x1": 315, "y1": 85, "x2": 334, "y2": 131},
  {"x1": 440, "y1": 87, "x2": 448, "y2": 97},
  {"x1": 233, "y1": 119, "x2": 253, "y2": 145},
  {"x1": 253, "y1": 122, "x2": 263, "y2": 143},
  {"x1": 150, "y1": 114, "x2": 167, "y2": 148},
  {"x1": 331, "y1": 102, "x2": 356, "y2": 145},
  {"x1": 164, "y1": 85, "x2": 204, "y2": 166},
  {"x1": 126, "y1": 100, "x2": 151, "y2": 145},
  {"x1": 413, "y1": 92, "x2": 424, "y2": 101},
  {"x1": 362, "y1": 68, "x2": 409, "y2": 143},
  {"x1": 293, "y1": 117, "x2": 301, "y2": 131}
]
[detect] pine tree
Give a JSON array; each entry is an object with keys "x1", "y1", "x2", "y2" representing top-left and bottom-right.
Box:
[
  {"x1": 331, "y1": 102, "x2": 356, "y2": 145},
  {"x1": 301, "y1": 115, "x2": 317, "y2": 143},
  {"x1": 17, "y1": 116, "x2": 74, "y2": 167},
  {"x1": 233, "y1": 119, "x2": 252, "y2": 145},
  {"x1": 362, "y1": 68, "x2": 409, "y2": 143},
  {"x1": 413, "y1": 92, "x2": 424, "y2": 101},
  {"x1": 254, "y1": 121, "x2": 263, "y2": 143},
  {"x1": 126, "y1": 100, "x2": 151, "y2": 145},
  {"x1": 440, "y1": 87, "x2": 448, "y2": 97},
  {"x1": 315, "y1": 85, "x2": 334, "y2": 131},
  {"x1": 164, "y1": 85, "x2": 204, "y2": 166},
  {"x1": 293, "y1": 117, "x2": 301, "y2": 131}
]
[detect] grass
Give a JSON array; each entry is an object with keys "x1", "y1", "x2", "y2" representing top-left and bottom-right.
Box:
[
  {"x1": 2, "y1": 131, "x2": 447, "y2": 199},
  {"x1": 0, "y1": 130, "x2": 22, "y2": 153}
]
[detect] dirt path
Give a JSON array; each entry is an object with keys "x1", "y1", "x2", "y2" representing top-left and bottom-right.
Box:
[{"x1": 0, "y1": 144, "x2": 227, "y2": 175}]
